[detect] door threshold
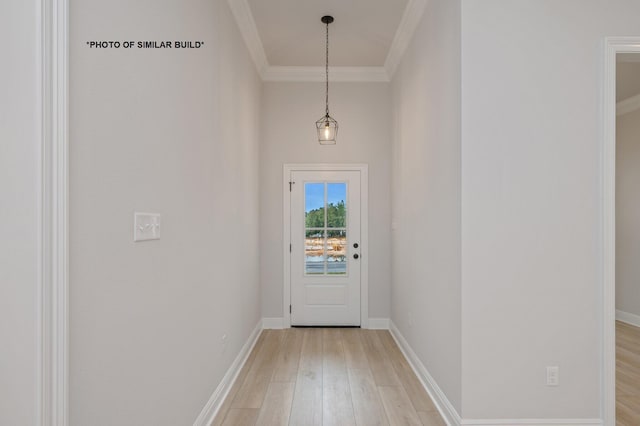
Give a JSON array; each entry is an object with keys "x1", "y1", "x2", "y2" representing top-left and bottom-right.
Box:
[{"x1": 291, "y1": 325, "x2": 361, "y2": 328}]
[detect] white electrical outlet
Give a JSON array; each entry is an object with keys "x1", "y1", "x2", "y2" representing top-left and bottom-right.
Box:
[
  {"x1": 546, "y1": 366, "x2": 559, "y2": 386},
  {"x1": 134, "y1": 212, "x2": 161, "y2": 242}
]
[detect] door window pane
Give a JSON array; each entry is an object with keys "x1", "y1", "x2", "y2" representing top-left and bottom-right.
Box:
[
  {"x1": 305, "y1": 229, "x2": 325, "y2": 274},
  {"x1": 327, "y1": 229, "x2": 347, "y2": 275},
  {"x1": 327, "y1": 183, "x2": 347, "y2": 228},
  {"x1": 305, "y1": 183, "x2": 325, "y2": 228}
]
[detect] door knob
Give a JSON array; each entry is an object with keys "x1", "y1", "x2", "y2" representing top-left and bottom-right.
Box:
[
  {"x1": 353, "y1": 243, "x2": 359, "y2": 248},
  {"x1": 353, "y1": 254, "x2": 359, "y2": 259}
]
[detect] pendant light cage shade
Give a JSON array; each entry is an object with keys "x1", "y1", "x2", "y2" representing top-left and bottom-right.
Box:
[
  {"x1": 316, "y1": 114, "x2": 338, "y2": 145},
  {"x1": 317, "y1": 15, "x2": 337, "y2": 145}
]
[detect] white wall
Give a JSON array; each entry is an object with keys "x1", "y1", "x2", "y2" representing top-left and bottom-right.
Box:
[
  {"x1": 461, "y1": 0, "x2": 640, "y2": 420},
  {"x1": 390, "y1": 0, "x2": 462, "y2": 413},
  {"x1": 70, "y1": 1, "x2": 261, "y2": 424},
  {"x1": 260, "y1": 82, "x2": 392, "y2": 320},
  {"x1": 0, "y1": 1, "x2": 39, "y2": 424},
  {"x1": 617, "y1": 107, "x2": 640, "y2": 319}
]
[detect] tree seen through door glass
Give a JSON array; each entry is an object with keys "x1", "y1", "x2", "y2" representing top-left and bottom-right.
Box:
[
  {"x1": 327, "y1": 183, "x2": 346, "y2": 227},
  {"x1": 304, "y1": 182, "x2": 347, "y2": 275}
]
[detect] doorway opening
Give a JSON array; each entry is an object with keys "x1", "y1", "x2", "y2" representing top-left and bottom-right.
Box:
[
  {"x1": 603, "y1": 38, "x2": 640, "y2": 426},
  {"x1": 283, "y1": 164, "x2": 369, "y2": 328}
]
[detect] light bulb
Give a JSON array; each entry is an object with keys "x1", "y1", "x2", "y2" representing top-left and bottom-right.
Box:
[{"x1": 324, "y1": 124, "x2": 330, "y2": 140}]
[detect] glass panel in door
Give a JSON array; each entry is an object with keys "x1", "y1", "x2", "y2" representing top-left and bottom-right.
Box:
[{"x1": 304, "y1": 182, "x2": 348, "y2": 276}]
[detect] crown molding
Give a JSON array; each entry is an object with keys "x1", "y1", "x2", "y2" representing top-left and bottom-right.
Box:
[
  {"x1": 384, "y1": 0, "x2": 427, "y2": 79},
  {"x1": 617, "y1": 92, "x2": 640, "y2": 116},
  {"x1": 262, "y1": 66, "x2": 389, "y2": 83},
  {"x1": 226, "y1": 0, "x2": 268, "y2": 74}
]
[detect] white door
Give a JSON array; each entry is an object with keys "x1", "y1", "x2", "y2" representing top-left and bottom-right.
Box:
[{"x1": 290, "y1": 170, "x2": 361, "y2": 326}]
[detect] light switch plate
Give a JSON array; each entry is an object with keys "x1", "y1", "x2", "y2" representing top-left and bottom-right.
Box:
[{"x1": 134, "y1": 212, "x2": 161, "y2": 242}]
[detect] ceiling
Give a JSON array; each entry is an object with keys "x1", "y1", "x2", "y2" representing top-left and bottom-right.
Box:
[
  {"x1": 227, "y1": 0, "x2": 424, "y2": 81},
  {"x1": 247, "y1": 0, "x2": 408, "y2": 67}
]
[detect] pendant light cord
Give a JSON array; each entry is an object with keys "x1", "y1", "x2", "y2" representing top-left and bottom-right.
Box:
[{"x1": 325, "y1": 20, "x2": 330, "y2": 117}]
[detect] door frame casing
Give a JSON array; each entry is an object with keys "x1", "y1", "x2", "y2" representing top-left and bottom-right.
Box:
[
  {"x1": 283, "y1": 164, "x2": 369, "y2": 328},
  {"x1": 602, "y1": 37, "x2": 640, "y2": 426},
  {"x1": 38, "y1": 0, "x2": 70, "y2": 424}
]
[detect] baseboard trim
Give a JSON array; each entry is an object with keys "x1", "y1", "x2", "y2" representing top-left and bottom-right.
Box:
[
  {"x1": 262, "y1": 317, "x2": 285, "y2": 329},
  {"x1": 193, "y1": 320, "x2": 263, "y2": 426},
  {"x1": 389, "y1": 321, "x2": 462, "y2": 426},
  {"x1": 367, "y1": 318, "x2": 390, "y2": 329},
  {"x1": 616, "y1": 309, "x2": 640, "y2": 328},
  {"x1": 460, "y1": 420, "x2": 601, "y2": 426},
  {"x1": 262, "y1": 317, "x2": 388, "y2": 329}
]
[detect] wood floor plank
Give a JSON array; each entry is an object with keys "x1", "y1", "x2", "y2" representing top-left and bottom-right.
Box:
[
  {"x1": 617, "y1": 321, "x2": 640, "y2": 425},
  {"x1": 341, "y1": 328, "x2": 370, "y2": 369},
  {"x1": 272, "y1": 328, "x2": 304, "y2": 382},
  {"x1": 254, "y1": 382, "x2": 295, "y2": 426},
  {"x1": 212, "y1": 331, "x2": 267, "y2": 426},
  {"x1": 417, "y1": 410, "x2": 446, "y2": 426},
  {"x1": 323, "y1": 329, "x2": 356, "y2": 426},
  {"x1": 347, "y1": 368, "x2": 389, "y2": 426},
  {"x1": 220, "y1": 408, "x2": 258, "y2": 426},
  {"x1": 289, "y1": 329, "x2": 323, "y2": 426},
  {"x1": 232, "y1": 330, "x2": 285, "y2": 409},
  {"x1": 376, "y1": 330, "x2": 437, "y2": 412},
  {"x1": 212, "y1": 328, "x2": 454, "y2": 426},
  {"x1": 361, "y1": 330, "x2": 401, "y2": 387},
  {"x1": 378, "y1": 386, "x2": 422, "y2": 426}
]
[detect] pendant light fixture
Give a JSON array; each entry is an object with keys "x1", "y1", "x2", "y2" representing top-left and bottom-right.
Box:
[{"x1": 316, "y1": 15, "x2": 338, "y2": 145}]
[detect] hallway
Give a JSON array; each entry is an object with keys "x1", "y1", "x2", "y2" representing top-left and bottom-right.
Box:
[
  {"x1": 9, "y1": 0, "x2": 640, "y2": 424},
  {"x1": 213, "y1": 328, "x2": 445, "y2": 426}
]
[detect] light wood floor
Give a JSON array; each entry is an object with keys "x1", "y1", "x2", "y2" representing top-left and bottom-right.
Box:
[
  {"x1": 617, "y1": 321, "x2": 640, "y2": 426},
  {"x1": 212, "y1": 328, "x2": 446, "y2": 426}
]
